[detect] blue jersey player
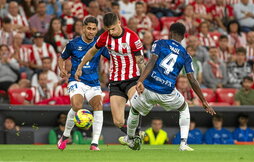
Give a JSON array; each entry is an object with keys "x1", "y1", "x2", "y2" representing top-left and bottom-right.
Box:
[
  {"x1": 121, "y1": 22, "x2": 216, "y2": 151},
  {"x1": 57, "y1": 17, "x2": 109, "y2": 151}
]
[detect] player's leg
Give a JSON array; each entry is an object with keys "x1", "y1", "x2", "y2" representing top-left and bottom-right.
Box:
[
  {"x1": 58, "y1": 82, "x2": 85, "y2": 150},
  {"x1": 159, "y1": 89, "x2": 193, "y2": 151},
  {"x1": 85, "y1": 86, "x2": 103, "y2": 151}
]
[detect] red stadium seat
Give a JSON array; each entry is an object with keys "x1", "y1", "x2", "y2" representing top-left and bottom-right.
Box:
[
  {"x1": 160, "y1": 17, "x2": 180, "y2": 28},
  {"x1": 201, "y1": 88, "x2": 216, "y2": 102},
  {"x1": 8, "y1": 88, "x2": 33, "y2": 105},
  {"x1": 215, "y1": 88, "x2": 237, "y2": 105}
]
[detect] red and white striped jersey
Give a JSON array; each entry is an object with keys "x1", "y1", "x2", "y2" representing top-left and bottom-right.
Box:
[
  {"x1": 54, "y1": 83, "x2": 68, "y2": 97},
  {"x1": 132, "y1": 14, "x2": 152, "y2": 34},
  {"x1": 209, "y1": 4, "x2": 234, "y2": 19},
  {"x1": 30, "y1": 86, "x2": 53, "y2": 104},
  {"x1": 226, "y1": 0, "x2": 241, "y2": 6},
  {"x1": 197, "y1": 33, "x2": 216, "y2": 47},
  {"x1": 30, "y1": 43, "x2": 58, "y2": 71},
  {"x1": 9, "y1": 45, "x2": 32, "y2": 64},
  {"x1": 95, "y1": 27, "x2": 143, "y2": 81},
  {"x1": 0, "y1": 29, "x2": 16, "y2": 46},
  {"x1": 246, "y1": 45, "x2": 254, "y2": 61},
  {"x1": 190, "y1": 2, "x2": 209, "y2": 15},
  {"x1": 69, "y1": 1, "x2": 88, "y2": 19},
  {"x1": 7, "y1": 13, "x2": 29, "y2": 28},
  {"x1": 218, "y1": 48, "x2": 233, "y2": 63}
]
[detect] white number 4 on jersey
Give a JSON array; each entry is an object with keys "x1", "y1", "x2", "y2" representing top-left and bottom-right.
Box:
[{"x1": 160, "y1": 53, "x2": 178, "y2": 75}]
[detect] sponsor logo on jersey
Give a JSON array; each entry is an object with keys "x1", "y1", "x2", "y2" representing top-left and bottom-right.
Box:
[
  {"x1": 121, "y1": 43, "x2": 128, "y2": 49},
  {"x1": 134, "y1": 40, "x2": 142, "y2": 49},
  {"x1": 78, "y1": 46, "x2": 83, "y2": 51},
  {"x1": 151, "y1": 71, "x2": 172, "y2": 87}
]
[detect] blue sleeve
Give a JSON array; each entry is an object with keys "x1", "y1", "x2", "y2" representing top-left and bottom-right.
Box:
[
  {"x1": 172, "y1": 132, "x2": 181, "y2": 144},
  {"x1": 204, "y1": 129, "x2": 213, "y2": 144},
  {"x1": 61, "y1": 42, "x2": 72, "y2": 60},
  {"x1": 184, "y1": 54, "x2": 194, "y2": 74},
  {"x1": 101, "y1": 47, "x2": 110, "y2": 60},
  {"x1": 151, "y1": 40, "x2": 161, "y2": 56},
  {"x1": 222, "y1": 130, "x2": 234, "y2": 144}
]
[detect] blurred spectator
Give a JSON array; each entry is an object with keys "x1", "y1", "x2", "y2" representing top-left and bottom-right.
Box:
[
  {"x1": 60, "y1": 1, "x2": 78, "y2": 39},
  {"x1": 0, "y1": 0, "x2": 8, "y2": 18},
  {"x1": 190, "y1": 0, "x2": 212, "y2": 21},
  {"x1": 111, "y1": 1, "x2": 127, "y2": 27},
  {"x1": 227, "y1": 20, "x2": 246, "y2": 48},
  {"x1": 246, "y1": 31, "x2": 254, "y2": 61},
  {"x1": 31, "y1": 71, "x2": 53, "y2": 104},
  {"x1": 197, "y1": 21, "x2": 216, "y2": 48},
  {"x1": 203, "y1": 46, "x2": 227, "y2": 89},
  {"x1": 0, "y1": 17, "x2": 16, "y2": 46},
  {"x1": 209, "y1": 0, "x2": 234, "y2": 33},
  {"x1": 20, "y1": 0, "x2": 37, "y2": 18},
  {"x1": 232, "y1": 113, "x2": 254, "y2": 142},
  {"x1": 46, "y1": 0, "x2": 62, "y2": 17},
  {"x1": 29, "y1": 1, "x2": 52, "y2": 34},
  {"x1": 72, "y1": 19, "x2": 83, "y2": 38},
  {"x1": 127, "y1": 17, "x2": 138, "y2": 33},
  {"x1": 172, "y1": 117, "x2": 203, "y2": 144},
  {"x1": 142, "y1": 31, "x2": 154, "y2": 60},
  {"x1": 234, "y1": 0, "x2": 254, "y2": 32},
  {"x1": 204, "y1": 114, "x2": 234, "y2": 144},
  {"x1": 97, "y1": 0, "x2": 111, "y2": 14},
  {"x1": 84, "y1": 1, "x2": 103, "y2": 31},
  {"x1": 185, "y1": 45, "x2": 203, "y2": 83},
  {"x1": 30, "y1": 32, "x2": 57, "y2": 72},
  {"x1": 147, "y1": 0, "x2": 175, "y2": 18},
  {"x1": 144, "y1": 118, "x2": 168, "y2": 145},
  {"x1": 31, "y1": 57, "x2": 59, "y2": 90},
  {"x1": 69, "y1": 0, "x2": 88, "y2": 20},
  {"x1": 0, "y1": 44, "x2": 20, "y2": 92},
  {"x1": 176, "y1": 75, "x2": 200, "y2": 106},
  {"x1": 7, "y1": 1, "x2": 29, "y2": 33},
  {"x1": 234, "y1": 76, "x2": 254, "y2": 105},
  {"x1": 186, "y1": 35, "x2": 209, "y2": 64},
  {"x1": 4, "y1": 117, "x2": 20, "y2": 131},
  {"x1": 119, "y1": 0, "x2": 135, "y2": 21},
  {"x1": 177, "y1": 5, "x2": 201, "y2": 35},
  {"x1": 217, "y1": 35, "x2": 234, "y2": 63},
  {"x1": 44, "y1": 17, "x2": 68, "y2": 53},
  {"x1": 131, "y1": 1, "x2": 152, "y2": 40},
  {"x1": 8, "y1": 78, "x2": 31, "y2": 90},
  {"x1": 48, "y1": 112, "x2": 71, "y2": 144},
  {"x1": 9, "y1": 33, "x2": 33, "y2": 79},
  {"x1": 72, "y1": 127, "x2": 104, "y2": 145},
  {"x1": 227, "y1": 47, "x2": 252, "y2": 88}
]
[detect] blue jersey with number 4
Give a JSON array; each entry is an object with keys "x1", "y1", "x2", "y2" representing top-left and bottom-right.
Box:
[
  {"x1": 144, "y1": 39, "x2": 194, "y2": 94},
  {"x1": 61, "y1": 36, "x2": 109, "y2": 87}
]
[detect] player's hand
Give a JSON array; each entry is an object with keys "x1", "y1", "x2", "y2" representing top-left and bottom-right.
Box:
[
  {"x1": 60, "y1": 69, "x2": 68, "y2": 78},
  {"x1": 202, "y1": 101, "x2": 216, "y2": 116},
  {"x1": 136, "y1": 81, "x2": 144, "y2": 95},
  {"x1": 75, "y1": 68, "x2": 82, "y2": 82}
]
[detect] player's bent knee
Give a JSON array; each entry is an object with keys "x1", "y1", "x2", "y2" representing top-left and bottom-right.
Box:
[{"x1": 72, "y1": 102, "x2": 83, "y2": 112}]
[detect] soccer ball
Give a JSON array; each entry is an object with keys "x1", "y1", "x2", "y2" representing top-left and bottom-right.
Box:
[{"x1": 74, "y1": 109, "x2": 94, "y2": 129}]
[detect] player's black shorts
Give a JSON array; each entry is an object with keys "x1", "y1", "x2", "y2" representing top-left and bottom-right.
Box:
[{"x1": 109, "y1": 77, "x2": 139, "y2": 100}]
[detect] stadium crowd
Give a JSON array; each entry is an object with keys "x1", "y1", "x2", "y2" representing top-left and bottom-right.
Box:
[{"x1": 0, "y1": 0, "x2": 254, "y2": 106}]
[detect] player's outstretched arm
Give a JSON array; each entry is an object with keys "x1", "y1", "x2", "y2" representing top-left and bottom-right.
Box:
[
  {"x1": 75, "y1": 46, "x2": 99, "y2": 81},
  {"x1": 58, "y1": 57, "x2": 68, "y2": 78},
  {"x1": 187, "y1": 73, "x2": 216, "y2": 115},
  {"x1": 136, "y1": 54, "x2": 158, "y2": 95},
  {"x1": 135, "y1": 55, "x2": 146, "y2": 74}
]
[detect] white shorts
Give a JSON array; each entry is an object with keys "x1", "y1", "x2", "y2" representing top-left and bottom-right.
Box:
[
  {"x1": 67, "y1": 81, "x2": 102, "y2": 102},
  {"x1": 130, "y1": 88, "x2": 185, "y2": 116}
]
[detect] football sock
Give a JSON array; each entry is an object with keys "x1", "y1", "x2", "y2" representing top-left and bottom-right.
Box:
[
  {"x1": 127, "y1": 108, "x2": 140, "y2": 138},
  {"x1": 135, "y1": 116, "x2": 142, "y2": 135},
  {"x1": 63, "y1": 108, "x2": 75, "y2": 137},
  {"x1": 91, "y1": 110, "x2": 103, "y2": 145},
  {"x1": 179, "y1": 103, "x2": 190, "y2": 146}
]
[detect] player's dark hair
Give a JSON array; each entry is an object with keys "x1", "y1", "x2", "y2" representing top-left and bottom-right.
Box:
[
  {"x1": 135, "y1": 1, "x2": 144, "y2": 6},
  {"x1": 152, "y1": 117, "x2": 163, "y2": 122},
  {"x1": 111, "y1": 1, "x2": 119, "y2": 7},
  {"x1": 103, "y1": 12, "x2": 119, "y2": 27},
  {"x1": 236, "y1": 47, "x2": 246, "y2": 55},
  {"x1": 37, "y1": 0, "x2": 46, "y2": 7},
  {"x1": 219, "y1": 35, "x2": 228, "y2": 40},
  {"x1": 238, "y1": 113, "x2": 249, "y2": 120},
  {"x1": 4, "y1": 116, "x2": 16, "y2": 123},
  {"x1": 243, "y1": 76, "x2": 253, "y2": 82},
  {"x1": 212, "y1": 114, "x2": 223, "y2": 121},
  {"x1": 83, "y1": 16, "x2": 98, "y2": 26},
  {"x1": 169, "y1": 22, "x2": 186, "y2": 38},
  {"x1": 190, "y1": 117, "x2": 196, "y2": 123},
  {"x1": 2, "y1": 17, "x2": 11, "y2": 24}
]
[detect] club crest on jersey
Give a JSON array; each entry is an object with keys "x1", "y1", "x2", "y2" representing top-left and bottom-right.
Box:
[
  {"x1": 78, "y1": 46, "x2": 82, "y2": 51},
  {"x1": 121, "y1": 43, "x2": 128, "y2": 49}
]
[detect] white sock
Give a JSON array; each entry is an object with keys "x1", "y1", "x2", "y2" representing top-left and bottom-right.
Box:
[
  {"x1": 127, "y1": 108, "x2": 140, "y2": 138},
  {"x1": 179, "y1": 103, "x2": 190, "y2": 146},
  {"x1": 91, "y1": 110, "x2": 103, "y2": 145},
  {"x1": 63, "y1": 108, "x2": 76, "y2": 137}
]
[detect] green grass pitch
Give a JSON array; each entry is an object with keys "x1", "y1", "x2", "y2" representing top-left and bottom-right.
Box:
[{"x1": 0, "y1": 145, "x2": 253, "y2": 162}]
